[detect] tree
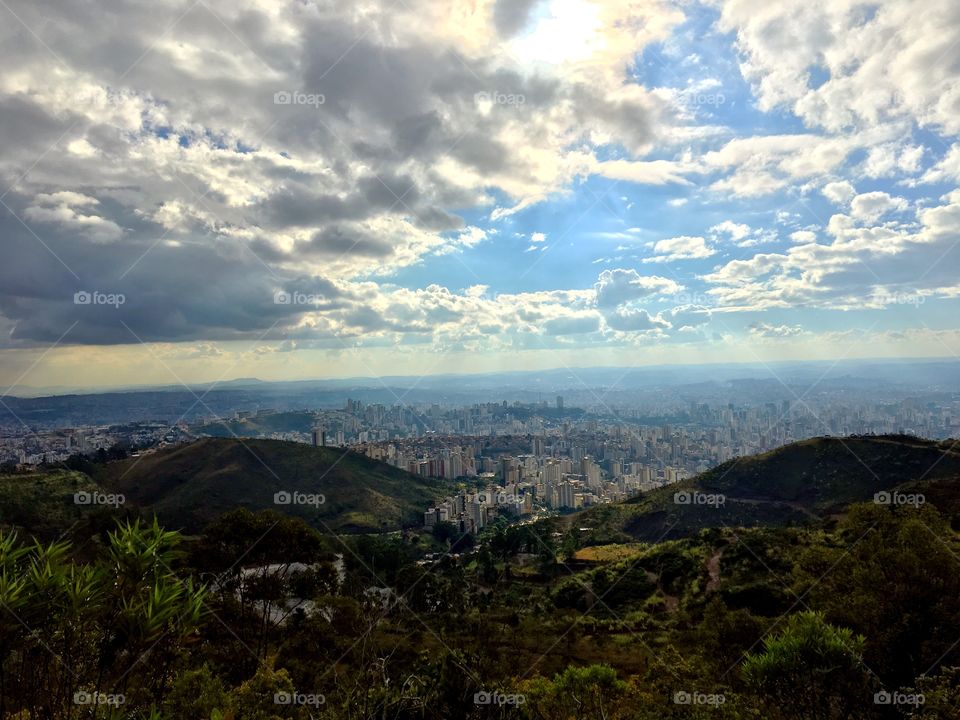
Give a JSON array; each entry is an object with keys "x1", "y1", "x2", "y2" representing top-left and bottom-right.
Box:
[
  {"x1": 520, "y1": 664, "x2": 631, "y2": 720},
  {"x1": 742, "y1": 611, "x2": 872, "y2": 719},
  {"x1": 795, "y1": 503, "x2": 960, "y2": 687}
]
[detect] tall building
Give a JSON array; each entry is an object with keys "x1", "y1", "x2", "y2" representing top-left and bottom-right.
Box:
[
  {"x1": 532, "y1": 436, "x2": 545, "y2": 456},
  {"x1": 581, "y1": 456, "x2": 602, "y2": 488},
  {"x1": 559, "y1": 481, "x2": 575, "y2": 508},
  {"x1": 467, "y1": 500, "x2": 486, "y2": 531},
  {"x1": 311, "y1": 428, "x2": 326, "y2": 447},
  {"x1": 556, "y1": 395, "x2": 564, "y2": 410}
]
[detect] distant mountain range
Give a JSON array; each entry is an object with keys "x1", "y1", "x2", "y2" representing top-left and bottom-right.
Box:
[
  {"x1": 7, "y1": 356, "x2": 960, "y2": 397},
  {"x1": 5, "y1": 357, "x2": 959, "y2": 428}
]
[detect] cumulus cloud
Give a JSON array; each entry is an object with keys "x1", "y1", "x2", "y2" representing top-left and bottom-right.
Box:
[
  {"x1": 849, "y1": 192, "x2": 909, "y2": 222},
  {"x1": 604, "y1": 307, "x2": 671, "y2": 332},
  {"x1": 593, "y1": 269, "x2": 681, "y2": 307},
  {"x1": 749, "y1": 321, "x2": 805, "y2": 338},
  {"x1": 822, "y1": 180, "x2": 857, "y2": 205},
  {"x1": 789, "y1": 230, "x2": 817, "y2": 243},
  {"x1": 643, "y1": 235, "x2": 715, "y2": 262},
  {"x1": 717, "y1": 0, "x2": 960, "y2": 135},
  {"x1": 709, "y1": 221, "x2": 775, "y2": 247},
  {"x1": 702, "y1": 189, "x2": 960, "y2": 313}
]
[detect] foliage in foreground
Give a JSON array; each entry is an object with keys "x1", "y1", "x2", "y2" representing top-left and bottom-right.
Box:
[{"x1": 2, "y1": 502, "x2": 960, "y2": 718}]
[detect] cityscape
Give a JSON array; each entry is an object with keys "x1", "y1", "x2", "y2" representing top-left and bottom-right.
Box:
[{"x1": 4, "y1": 373, "x2": 958, "y2": 532}]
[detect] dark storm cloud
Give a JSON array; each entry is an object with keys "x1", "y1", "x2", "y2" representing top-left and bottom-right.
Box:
[
  {"x1": 261, "y1": 171, "x2": 421, "y2": 230},
  {"x1": 303, "y1": 226, "x2": 394, "y2": 258},
  {"x1": 413, "y1": 207, "x2": 465, "y2": 232},
  {"x1": 0, "y1": 206, "x2": 356, "y2": 346}
]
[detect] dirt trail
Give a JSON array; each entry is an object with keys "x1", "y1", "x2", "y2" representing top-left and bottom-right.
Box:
[{"x1": 706, "y1": 548, "x2": 723, "y2": 593}]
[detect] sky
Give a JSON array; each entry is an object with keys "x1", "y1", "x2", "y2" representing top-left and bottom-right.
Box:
[{"x1": 1, "y1": 0, "x2": 960, "y2": 391}]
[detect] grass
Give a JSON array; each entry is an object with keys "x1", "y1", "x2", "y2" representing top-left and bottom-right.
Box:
[{"x1": 572, "y1": 543, "x2": 646, "y2": 563}]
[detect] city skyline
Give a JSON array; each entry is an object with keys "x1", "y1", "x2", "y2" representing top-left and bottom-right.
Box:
[{"x1": 2, "y1": 0, "x2": 960, "y2": 390}]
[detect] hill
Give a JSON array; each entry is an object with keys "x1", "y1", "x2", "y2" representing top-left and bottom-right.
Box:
[
  {"x1": 0, "y1": 469, "x2": 127, "y2": 539},
  {"x1": 193, "y1": 410, "x2": 317, "y2": 438},
  {"x1": 96, "y1": 438, "x2": 451, "y2": 533},
  {"x1": 573, "y1": 434, "x2": 960, "y2": 543}
]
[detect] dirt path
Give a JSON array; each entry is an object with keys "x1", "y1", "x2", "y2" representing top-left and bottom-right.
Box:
[{"x1": 706, "y1": 548, "x2": 723, "y2": 593}]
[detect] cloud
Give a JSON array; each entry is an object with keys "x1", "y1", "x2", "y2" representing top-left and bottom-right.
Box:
[
  {"x1": 789, "y1": 230, "x2": 818, "y2": 243},
  {"x1": 542, "y1": 314, "x2": 601, "y2": 335},
  {"x1": 0, "y1": 0, "x2": 691, "y2": 349},
  {"x1": 594, "y1": 158, "x2": 694, "y2": 185},
  {"x1": 822, "y1": 180, "x2": 856, "y2": 205},
  {"x1": 709, "y1": 221, "x2": 775, "y2": 247},
  {"x1": 604, "y1": 307, "x2": 671, "y2": 332},
  {"x1": 23, "y1": 192, "x2": 123, "y2": 243},
  {"x1": 919, "y1": 143, "x2": 960, "y2": 184},
  {"x1": 703, "y1": 134, "x2": 863, "y2": 198},
  {"x1": 492, "y1": 0, "x2": 540, "y2": 37},
  {"x1": 862, "y1": 142, "x2": 923, "y2": 178},
  {"x1": 749, "y1": 321, "x2": 805, "y2": 338},
  {"x1": 717, "y1": 0, "x2": 960, "y2": 134},
  {"x1": 664, "y1": 304, "x2": 712, "y2": 328},
  {"x1": 710, "y1": 221, "x2": 751, "y2": 242},
  {"x1": 702, "y1": 190, "x2": 960, "y2": 313},
  {"x1": 0, "y1": 0, "x2": 958, "y2": 378},
  {"x1": 849, "y1": 192, "x2": 909, "y2": 222},
  {"x1": 643, "y1": 235, "x2": 715, "y2": 262},
  {"x1": 593, "y1": 269, "x2": 681, "y2": 307}
]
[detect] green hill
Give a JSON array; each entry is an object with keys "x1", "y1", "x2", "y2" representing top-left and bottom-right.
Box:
[
  {"x1": 574, "y1": 434, "x2": 960, "y2": 543},
  {"x1": 96, "y1": 437, "x2": 450, "y2": 533},
  {"x1": 0, "y1": 469, "x2": 122, "y2": 538},
  {"x1": 193, "y1": 410, "x2": 316, "y2": 438}
]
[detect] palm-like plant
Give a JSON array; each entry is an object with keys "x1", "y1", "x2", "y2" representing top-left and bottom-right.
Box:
[{"x1": 0, "y1": 519, "x2": 207, "y2": 718}]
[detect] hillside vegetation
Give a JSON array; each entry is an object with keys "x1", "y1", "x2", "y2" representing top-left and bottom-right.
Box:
[
  {"x1": 193, "y1": 410, "x2": 317, "y2": 438},
  {"x1": 573, "y1": 434, "x2": 960, "y2": 543},
  {"x1": 96, "y1": 437, "x2": 450, "y2": 532},
  {"x1": 3, "y1": 434, "x2": 960, "y2": 718},
  {"x1": 0, "y1": 469, "x2": 118, "y2": 538}
]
